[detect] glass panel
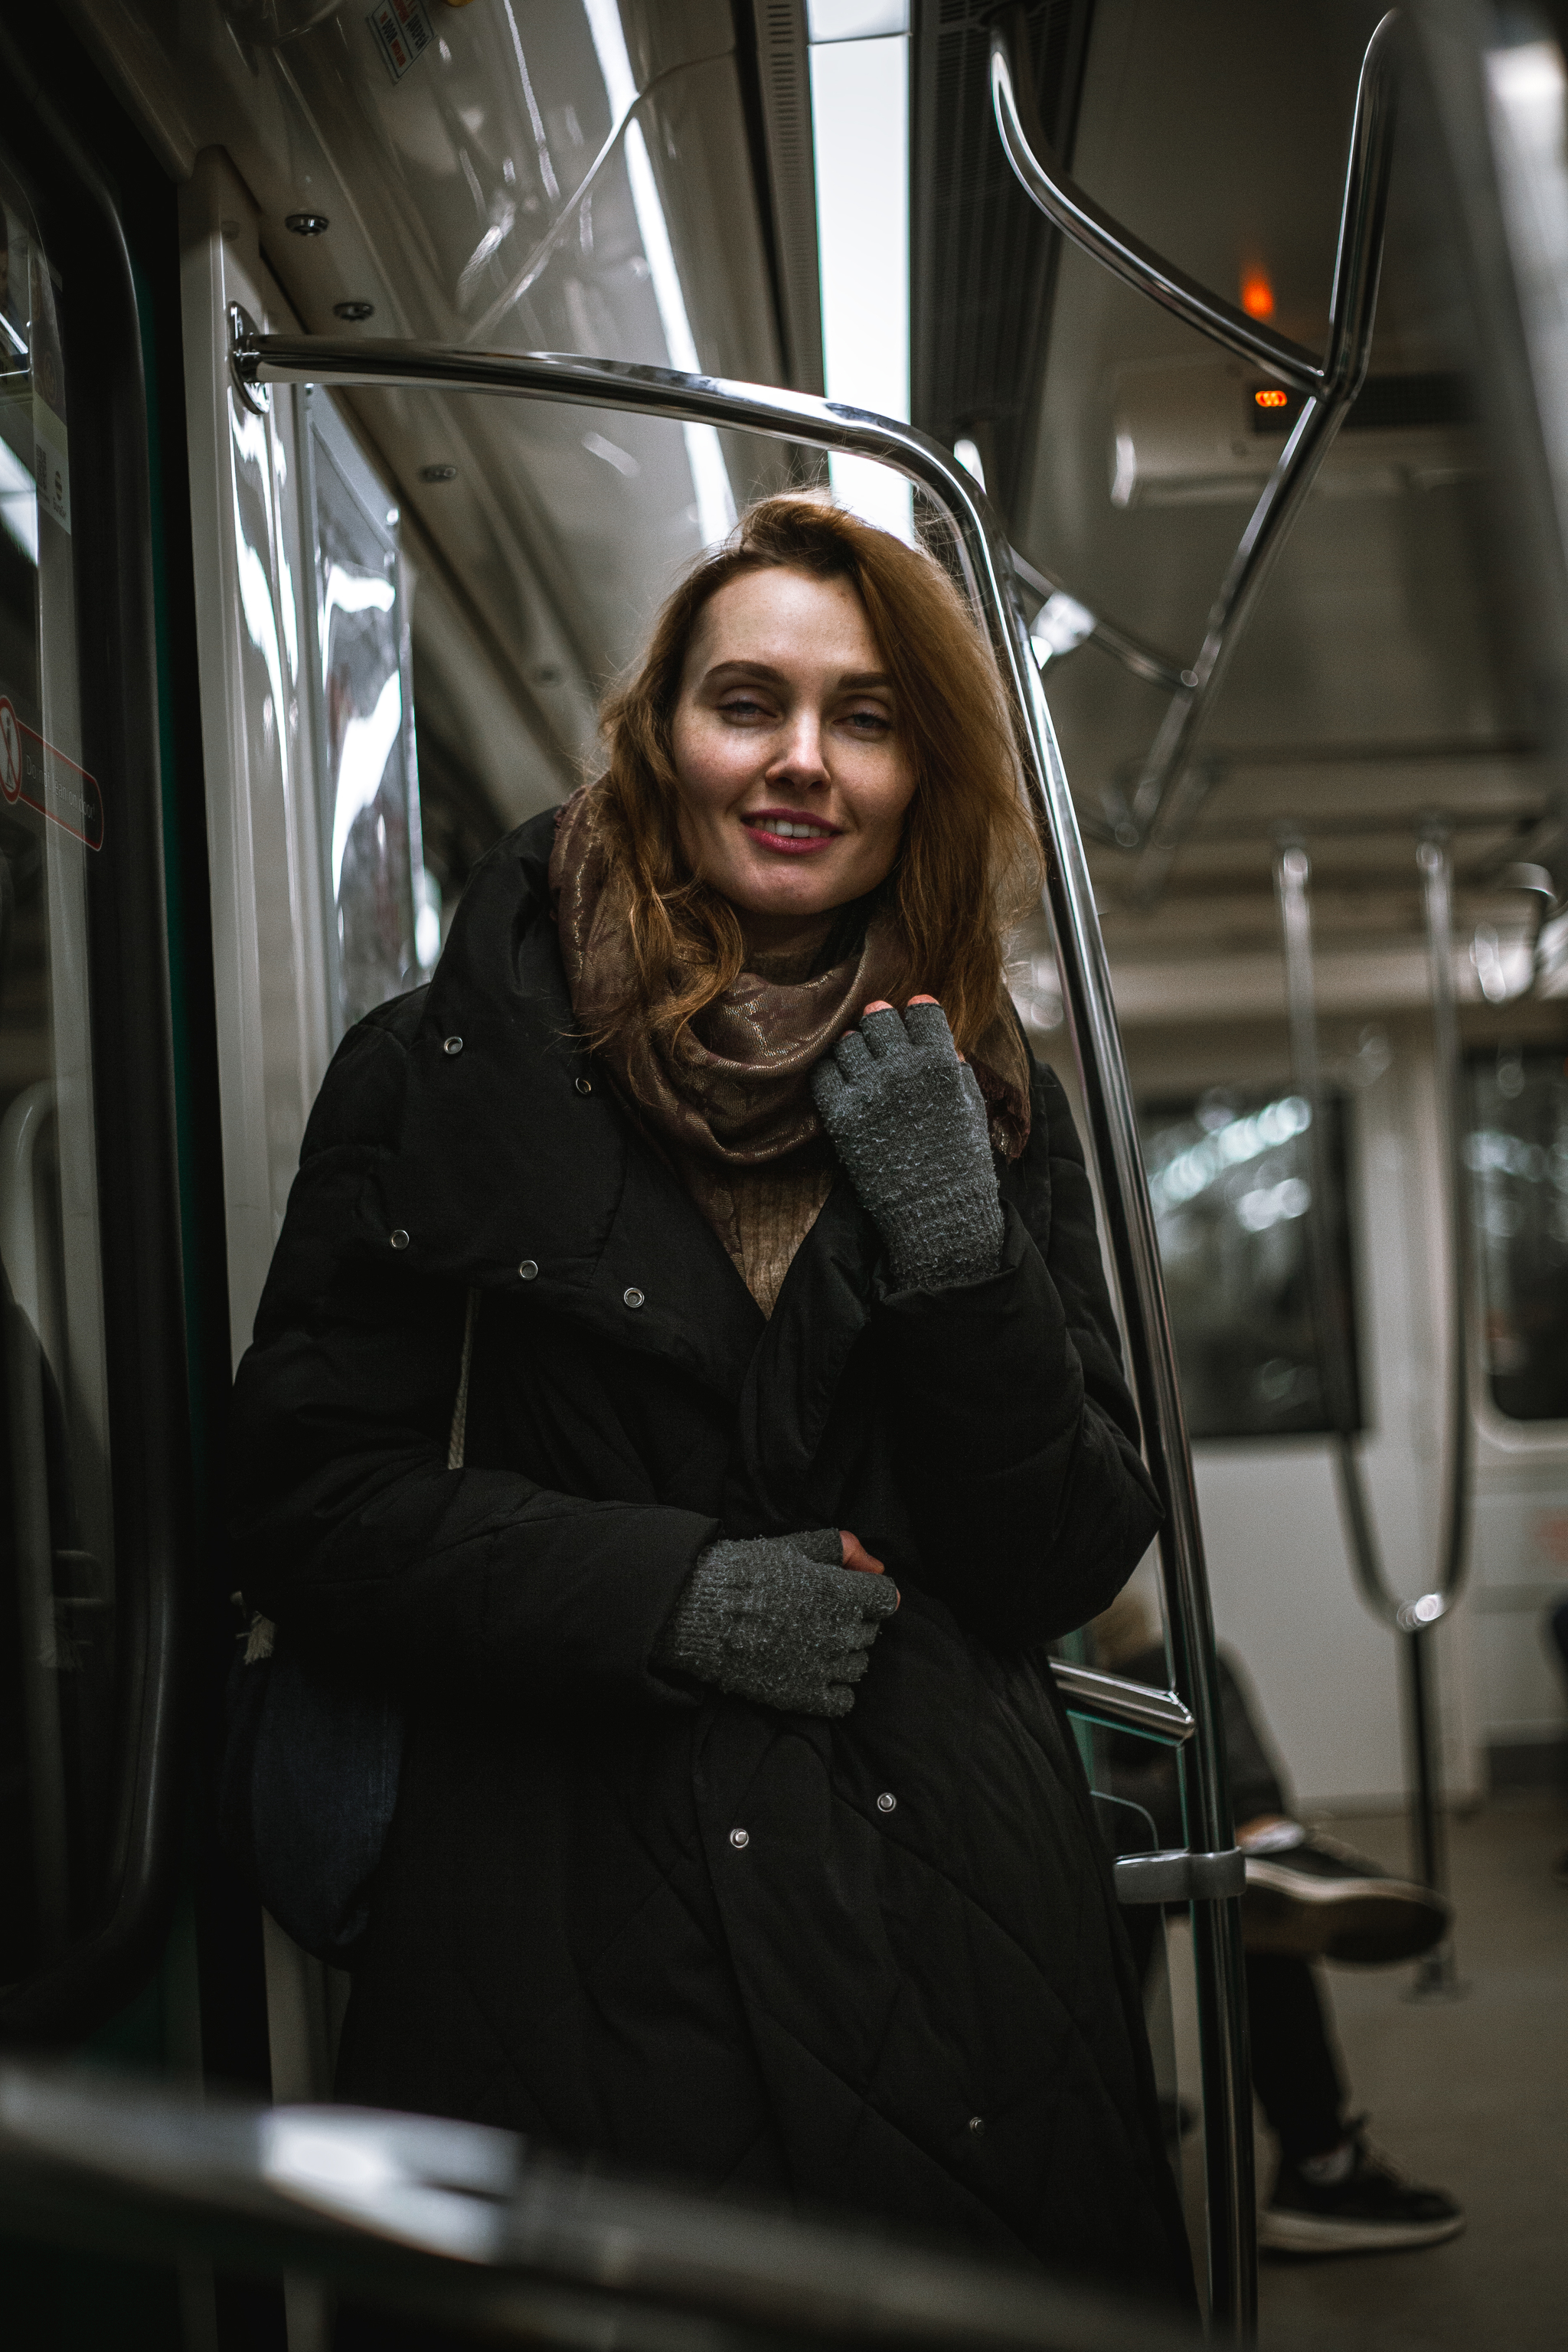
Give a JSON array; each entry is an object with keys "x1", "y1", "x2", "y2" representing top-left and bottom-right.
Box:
[
  {"x1": 303, "y1": 394, "x2": 428, "y2": 1038},
  {"x1": 1468, "y1": 1048, "x2": 1568, "y2": 1421},
  {"x1": 0, "y1": 161, "x2": 116, "y2": 1981},
  {"x1": 1140, "y1": 1086, "x2": 1361, "y2": 1441}
]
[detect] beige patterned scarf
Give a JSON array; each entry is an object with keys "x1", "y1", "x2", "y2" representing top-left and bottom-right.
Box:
[{"x1": 549, "y1": 781, "x2": 1031, "y2": 1268}]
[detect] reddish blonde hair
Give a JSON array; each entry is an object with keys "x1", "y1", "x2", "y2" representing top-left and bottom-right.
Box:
[{"x1": 593, "y1": 494, "x2": 1044, "y2": 1058}]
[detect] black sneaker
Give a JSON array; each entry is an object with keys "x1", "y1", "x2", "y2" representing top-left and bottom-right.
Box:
[
  {"x1": 1260, "y1": 2129, "x2": 1464, "y2": 2256},
  {"x1": 1240, "y1": 1824, "x2": 1449, "y2": 1965}
]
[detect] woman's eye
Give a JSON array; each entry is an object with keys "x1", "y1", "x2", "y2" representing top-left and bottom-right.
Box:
[
  {"x1": 719, "y1": 697, "x2": 772, "y2": 723},
  {"x1": 844, "y1": 707, "x2": 892, "y2": 737}
]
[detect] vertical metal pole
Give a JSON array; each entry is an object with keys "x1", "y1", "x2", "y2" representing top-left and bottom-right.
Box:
[
  {"x1": 1278, "y1": 838, "x2": 1466, "y2": 1978},
  {"x1": 1403, "y1": 1625, "x2": 1447, "y2": 1900},
  {"x1": 1014, "y1": 648, "x2": 1256, "y2": 2338}
]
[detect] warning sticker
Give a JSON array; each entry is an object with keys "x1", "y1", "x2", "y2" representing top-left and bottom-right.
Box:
[
  {"x1": 33, "y1": 397, "x2": 69, "y2": 534},
  {"x1": 368, "y1": 0, "x2": 433, "y2": 83},
  {"x1": 0, "y1": 695, "x2": 103, "y2": 850}
]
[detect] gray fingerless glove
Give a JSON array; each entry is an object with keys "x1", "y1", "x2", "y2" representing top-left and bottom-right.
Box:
[
  {"x1": 652, "y1": 1529, "x2": 899, "y2": 1718},
  {"x1": 810, "y1": 1000, "x2": 1004, "y2": 1290}
]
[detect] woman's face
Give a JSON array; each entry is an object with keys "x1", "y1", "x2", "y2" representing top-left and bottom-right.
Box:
[{"x1": 668, "y1": 565, "x2": 916, "y2": 930}]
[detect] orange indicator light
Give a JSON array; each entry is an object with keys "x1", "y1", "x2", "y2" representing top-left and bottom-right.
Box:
[
  {"x1": 1240, "y1": 268, "x2": 1276, "y2": 321},
  {"x1": 1254, "y1": 387, "x2": 1289, "y2": 409}
]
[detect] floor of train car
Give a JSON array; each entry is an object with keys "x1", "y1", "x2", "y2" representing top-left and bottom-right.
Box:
[{"x1": 1171, "y1": 1791, "x2": 1568, "y2": 2350}]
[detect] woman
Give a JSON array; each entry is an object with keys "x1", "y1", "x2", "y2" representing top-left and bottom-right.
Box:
[{"x1": 230, "y1": 495, "x2": 1189, "y2": 2303}]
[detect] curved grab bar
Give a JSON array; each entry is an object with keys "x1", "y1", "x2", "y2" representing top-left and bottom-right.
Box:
[
  {"x1": 1275, "y1": 835, "x2": 1471, "y2": 1922},
  {"x1": 1417, "y1": 833, "x2": 1473, "y2": 1628},
  {"x1": 1472, "y1": 862, "x2": 1558, "y2": 1003},
  {"x1": 1008, "y1": 545, "x2": 1191, "y2": 697},
  {"x1": 989, "y1": 19, "x2": 1325, "y2": 394},
  {"x1": 991, "y1": 13, "x2": 1401, "y2": 880},
  {"x1": 230, "y1": 319, "x2": 1257, "y2": 2332}
]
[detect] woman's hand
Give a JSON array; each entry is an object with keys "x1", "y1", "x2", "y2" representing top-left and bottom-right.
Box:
[
  {"x1": 840, "y1": 1529, "x2": 886, "y2": 1576},
  {"x1": 810, "y1": 996, "x2": 1003, "y2": 1291},
  {"x1": 652, "y1": 1530, "x2": 899, "y2": 1717}
]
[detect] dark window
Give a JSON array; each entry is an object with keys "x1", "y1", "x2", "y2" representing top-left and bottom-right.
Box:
[
  {"x1": 1468, "y1": 1049, "x2": 1568, "y2": 1421},
  {"x1": 1140, "y1": 1086, "x2": 1361, "y2": 1441}
]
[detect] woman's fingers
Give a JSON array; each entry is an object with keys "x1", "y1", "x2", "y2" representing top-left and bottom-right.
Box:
[
  {"x1": 857, "y1": 1004, "x2": 907, "y2": 1062},
  {"x1": 840, "y1": 1530, "x2": 897, "y2": 1610},
  {"x1": 902, "y1": 998, "x2": 959, "y2": 1056},
  {"x1": 830, "y1": 1027, "x2": 874, "y2": 1081}
]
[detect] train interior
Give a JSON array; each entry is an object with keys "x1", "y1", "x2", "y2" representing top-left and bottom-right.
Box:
[{"x1": 0, "y1": 0, "x2": 1565, "y2": 2347}]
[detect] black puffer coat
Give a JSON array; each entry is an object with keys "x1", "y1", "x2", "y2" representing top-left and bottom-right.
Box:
[{"x1": 229, "y1": 812, "x2": 1190, "y2": 2305}]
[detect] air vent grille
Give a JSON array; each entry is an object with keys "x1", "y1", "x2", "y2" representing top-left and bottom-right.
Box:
[
  {"x1": 911, "y1": 0, "x2": 1094, "y2": 513},
  {"x1": 753, "y1": 0, "x2": 825, "y2": 394}
]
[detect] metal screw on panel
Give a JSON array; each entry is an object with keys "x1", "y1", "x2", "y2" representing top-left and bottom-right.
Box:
[
  {"x1": 729, "y1": 1828, "x2": 749, "y2": 1850},
  {"x1": 420, "y1": 463, "x2": 459, "y2": 483},
  {"x1": 286, "y1": 213, "x2": 330, "y2": 236},
  {"x1": 574, "y1": 1076, "x2": 593, "y2": 1095},
  {"x1": 333, "y1": 299, "x2": 374, "y2": 321},
  {"x1": 443, "y1": 1035, "x2": 463, "y2": 1056},
  {"x1": 623, "y1": 1287, "x2": 645, "y2": 1310},
  {"x1": 876, "y1": 1792, "x2": 897, "y2": 1814},
  {"x1": 390, "y1": 1230, "x2": 410, "y2": 1250},
  {"x1": 518, "y1": 1259, "x2": 539, "y2": 1281}
]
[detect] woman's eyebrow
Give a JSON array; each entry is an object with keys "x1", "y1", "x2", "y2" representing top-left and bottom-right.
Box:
[{"x1": 701, "y1": 660, "x2": 893, "y2": 690}]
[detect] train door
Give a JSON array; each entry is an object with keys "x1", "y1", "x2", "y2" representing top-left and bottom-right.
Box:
[{"x1": 0, "y1": 27, "x2": 189, "y2": 2058}]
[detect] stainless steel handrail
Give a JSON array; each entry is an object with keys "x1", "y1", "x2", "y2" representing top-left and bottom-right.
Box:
[
  {"x1": 0, "y1": 2061, "x2": 1200, "y2": 2352},
  {"x1": 229, "y1": 317, "x2": 1256, "y2": 2333},
  {"x1": 1008, "y1": 546, "x2": 1192, "y2": 698},
  {"x1": 1275, "y1": 835, "x2": 1470, "y2": 1967},
  {"x1": 1051, "y1": 1659, "x2": 1195, "y2": 1746},
  {"x1": 991, "y1": 13, "x2": 1400, "y2": 890},
  {"x1": 988, "y1": 10, "x2": 1323, "y2": 394},
  {"x1": 1472, "y1": 861, "x2": 1558, "y2": 1003}
]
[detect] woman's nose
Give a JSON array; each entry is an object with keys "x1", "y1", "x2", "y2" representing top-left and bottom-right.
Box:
[{"x1": 768, "y1": 707, "x2": 829, "y2": 789}]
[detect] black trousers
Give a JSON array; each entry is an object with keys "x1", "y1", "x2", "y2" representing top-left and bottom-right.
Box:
[{"x1": 1102, "y1": 1645, "x2": 1348, "y2": 2166}]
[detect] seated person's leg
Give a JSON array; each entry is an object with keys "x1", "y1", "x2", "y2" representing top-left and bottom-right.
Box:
[{"x1": 1088, "y1": 1602, "x2": 1463, "y2": 2254}]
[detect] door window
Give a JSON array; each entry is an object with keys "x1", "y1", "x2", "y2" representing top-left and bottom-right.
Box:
[
  {"x1": 300, "y1": 390, "x2": 432, "y2": 1039},
  {"x1": 0, "y1": 164, "x2": 116, "y2": 1983},
  {"x1": 1141, "y1": 1086, "x2": 1362, "y2": 1440},
  {"x1": 1468, "y1": 1049, "x2": 1568, "y2": 1420}
]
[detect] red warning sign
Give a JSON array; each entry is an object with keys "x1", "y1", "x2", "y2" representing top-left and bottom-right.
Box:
[{"x1": 0, "y1": 695, "x2": 103, "y2": 851}]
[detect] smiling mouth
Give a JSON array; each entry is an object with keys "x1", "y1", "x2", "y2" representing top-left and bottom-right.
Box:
[{"x1": 742, "y1": 811, "x2": 843, "y2": 852}]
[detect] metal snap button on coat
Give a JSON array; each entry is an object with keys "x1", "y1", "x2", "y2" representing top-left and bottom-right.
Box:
[
  {"x1": 876, "y1": 1792, "x2": 897, "y2": 1814},
  {"x1": 390, "y1": 1230, "x2": 410, "y2": 1250},
  {"x1": 968, "y1": 2115, "x2": 985, "y2": 2136},
  {"x1": 574, "y1": 1076, "x2": 593, "y2": 1095},
  {"x1": 443, "y1": 1035, "x2": 463, "y2": 1056},
  {"x1": 729, "y1": 1828, "x2": 749, "y2": 1850},
  {"x1": 518, "y1": 1259, "x2": 539, "y2": 1280},
  {"x1": 623, "y1": 1287, "x2": 645, "y2": 1309}
]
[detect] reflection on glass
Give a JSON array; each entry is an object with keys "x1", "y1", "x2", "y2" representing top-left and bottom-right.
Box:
[
  {"x1": 1468, "y1": 1048, "x2": 1568, "y2": 1420},
  {"x1": 0, "y1": 163, "x2": 116, "y2": 1984},
  {"x1": 305, "y1": 409, "x2": 424, "y2": 1036},
  {"x1": 1141, "y1": 1086, "x2": 1361, "y2": 1440}
]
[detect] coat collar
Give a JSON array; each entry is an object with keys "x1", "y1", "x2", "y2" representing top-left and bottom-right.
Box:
[{"x1": 368, "y1": 813, "x2": 800, "y2": 1401}]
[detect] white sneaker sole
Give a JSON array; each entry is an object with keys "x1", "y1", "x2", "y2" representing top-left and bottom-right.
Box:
[
  {"x1": 1243, "y1": 1863, "x2": 1448, "y2": 1965},
  {"x1": 1259, "y1": 2207, "x2": 1465, "y2": 2255}
]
